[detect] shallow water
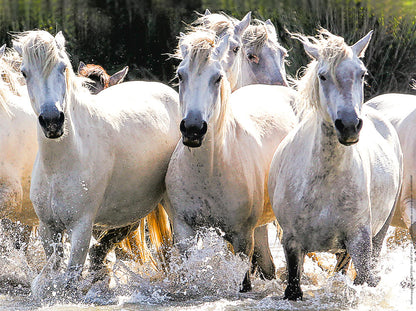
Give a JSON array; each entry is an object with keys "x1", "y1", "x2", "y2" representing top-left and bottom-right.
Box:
[{"x1": 0, "y1": 225, "x2": 414, "y2": 310}]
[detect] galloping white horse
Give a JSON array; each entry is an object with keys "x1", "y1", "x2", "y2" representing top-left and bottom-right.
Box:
[
  {"x1": 0, "y1": 45, "x2": 38, "y2": 246},
  {"x1": 193, "y1": 10, "x2": 288, "y2": 91},
  {"x1": 366, "y1": 94, "x2": 416, "y2": 246},
  {"x1": 192, "y1": 10, "x2": 290, "y2": 280},
  {"x1": 268, "y1": 29, "x2": 402, "y2": 300},
  {"x1": 13, "y1": 30, "x2": 180, "y2": 296},
  {"x1": 165, "y1": 29, "x2": 297, "y2": 291}
]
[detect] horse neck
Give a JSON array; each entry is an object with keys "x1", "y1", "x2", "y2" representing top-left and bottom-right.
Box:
[{"x1": 311, "y1": 112, "x2": 352, "y2": 169}]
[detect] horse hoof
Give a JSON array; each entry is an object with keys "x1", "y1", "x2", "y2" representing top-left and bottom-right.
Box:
[
  {"x1": 239, "y1": 283, "x2": 252, "y2": 293},
  {"x1": 284, "y1": 284, "x2": 303, "y2": 301}
]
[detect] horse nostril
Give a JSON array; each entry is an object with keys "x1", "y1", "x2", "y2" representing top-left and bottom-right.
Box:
[
  {"x1": 334, "y1": 119, "x2": 345, "y2": 132},
  {"x1": 356, "y1": 118, "x2": 363, "y2": 131},
  {"x1": 200, "y1": 121, "x2": 208, "y2": 136},
  {"x1": 38, "y1": 115, "x2": 46, "y2": 128},
  {"x1": 59, "y1": 111, "x2": 65, "y2": 124},
  {"x1": 180, "y1": 119, "x2": 186, "y2": 134}
]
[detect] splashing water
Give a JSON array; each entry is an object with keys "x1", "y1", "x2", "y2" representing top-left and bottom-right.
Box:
[{"x1": 0, "y1": 225, "x2": 414, "y2": 310}]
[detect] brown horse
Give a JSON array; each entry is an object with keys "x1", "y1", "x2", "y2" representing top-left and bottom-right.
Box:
[{"x1": 77, "y1": 61, "x2": 128, "y2": 94}]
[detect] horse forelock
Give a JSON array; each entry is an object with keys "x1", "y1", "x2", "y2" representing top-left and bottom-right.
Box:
[
  {"x1": 295, "y1": 29, "x2": 352, "y2": 116},
  {"x1": 15, "y1": 31, "x2": 67, "y2": 78},
  {"x1": 176, "y1": 29, "x2": 218, "y2": 71},
  {"x1": 243, "y1": 22, "x2": 269, "y2": 53},
  {"x1": 193, "y1": 12, "x2": 237, "y2": 37}
]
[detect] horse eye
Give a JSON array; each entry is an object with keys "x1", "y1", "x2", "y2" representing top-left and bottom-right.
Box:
[
  {"x1": 215, "y1": 75, "x2": 222, "y2": 84},
  {"x1": 233, "y1": 46, "x2": 240, "y2": 54},
  {"x1": 21, "y1": 70, "x2": 27, "y2": 79},
  {"x1": 247, "y1": 54, "x2": 259, "y2": 63},
  {"x1": 319, "y1": 74, "x2": 326, "y2": 81}
]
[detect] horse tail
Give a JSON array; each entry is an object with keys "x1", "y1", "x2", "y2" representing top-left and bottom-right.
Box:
[
  {"x1": 117, "y1": 219, "x2": 157, "y2": 269},
  {"x1": 118, "y1": 204, "x2": 172, "y2": 270},
  {"x1": 146, "y1": 203, "x2": 173, "y2": 269}
]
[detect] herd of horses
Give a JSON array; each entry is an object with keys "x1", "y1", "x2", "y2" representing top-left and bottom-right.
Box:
[{"x1": 0, "y1": 9, "x2": 414, "y2": 302}]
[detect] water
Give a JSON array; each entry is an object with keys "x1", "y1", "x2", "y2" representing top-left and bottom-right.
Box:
[{"x1": 0, "y1": 225, "x2": 414, "y2": 310}]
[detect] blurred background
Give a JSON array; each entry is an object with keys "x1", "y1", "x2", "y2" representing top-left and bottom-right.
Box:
[{"x1": 0, "y1": 0, "x2": 415, "y2": 98}]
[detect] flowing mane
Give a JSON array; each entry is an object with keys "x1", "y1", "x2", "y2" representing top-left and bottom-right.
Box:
[
  {"x1": 0, "y1": 48, "x2": 25, "y2": 115},
  {"x1": 13, "y1": 31, "x2": 68, "y2": 78},
  {"x1": 294, "y1": 29, "x2": 352, "y2": 116},
  {"x1": 243, "y1": 20, "x2": 287, "y2": 57},
  {"x1": 13, "y1": 31, "x2": 92, "y2": 111},
  {"x1": 192, "y1": 11, "x2": 237, "y2": 38}
]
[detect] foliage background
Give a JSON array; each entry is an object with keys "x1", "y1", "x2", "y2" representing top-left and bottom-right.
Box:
[{"x1": 0, "y1": 0, "x2": 415, "y2": 98}]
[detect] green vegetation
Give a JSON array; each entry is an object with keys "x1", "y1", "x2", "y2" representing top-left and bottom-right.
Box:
[{"x1": 0, "y1": 0, "x2": 415, "y2": 98}]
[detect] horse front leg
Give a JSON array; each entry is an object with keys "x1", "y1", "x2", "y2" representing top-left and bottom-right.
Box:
[
  {"x1": 229, "y1": 229, "x2": 255, "y2": 292},
  {"x1": 252, "y1": 225, "x2": 276, "y2": 280},
  {"x1": 346, "y1": 226, "x2": 379, "y2": 287},
  {"x1": 66, "y1": 217, "x2": 94, "y2": 285},
  {"x1": 171, "y1": 216, "x2": 196, "y2": 256},
  {"x1": 38, "y1": 220, "x2": 64, "y2": 270},
  {"x1": 282, "y1": 234, "x2": 305, "y2": 301}
]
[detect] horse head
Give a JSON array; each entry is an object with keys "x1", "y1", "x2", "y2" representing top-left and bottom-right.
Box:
[
  {"x1": 13, "y1": 31, "x2": 70, "y2": 139},
  {"x1": 242, "y1": 19, "x2": 288, "y2": 87},
  {"x1": 295, "y1": 29, "x2": 373, "y2": 145},
  {"x1": 77, "y1": 62, "x2": 128, "y2": 94},
  {"x1": 177, "y1": 30, "x2": 231, "y2": 148}
]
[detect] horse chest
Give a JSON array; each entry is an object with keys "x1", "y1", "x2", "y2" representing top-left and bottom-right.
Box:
[{"x1": 168, "y1": 156, "x2": 257, "y2": 230}]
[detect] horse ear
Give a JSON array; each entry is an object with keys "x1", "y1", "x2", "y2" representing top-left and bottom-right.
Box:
[
  {"x1": 213, "y1": 34, "x2": 230, "y2": 61},
  {"x1": 179, "y1": 38, "x2": 189, "y2": 59},
  {"x1": 0, "y1": 44, "x2": 6, "y2": 58},
  {"x1": 55, "y1": 31, "x2": 66, "y2": 50},
  {"x1": 109, "y1": 66, "x2": 129, "y2": 86},
  {"x1": 234, "y1": 12, "x2": 251, "y2": 37},
  {"x1": 265, "y1": 19, "x2": 277, "y2": 35},
  {"x1": 351, "y1": 30, "x2": 373, "y2": 58},
  {"x1": 77, "y1": 61, "x2": 86, "y2": 74},
  {"x1": 204, "y1": 9, "x2": 211, "y2": 15},
  {"x1": 302, "y1": 42, "x2": 320, "y2": 60},
  {"x1": 13, "y1": 41, "x2": 22, "y2": 56}
]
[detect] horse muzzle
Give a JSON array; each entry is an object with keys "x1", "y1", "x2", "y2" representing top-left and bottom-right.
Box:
[
  {"x1": 39, "y1": 109, "x2": 65, "y2": 139},
  {"x1": 334, "y1": 118, "x2": 363, "y2": 146},
  {"x1": 180, "y1": 119, "x2": 208, "y2": 148}
]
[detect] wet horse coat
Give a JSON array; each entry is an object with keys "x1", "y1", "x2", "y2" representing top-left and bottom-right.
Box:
[
  {"x1": 13, "y1": 30, "x2": 180, "y2": 297},
  {"x1": 166, "y1": 29, "x2": 297, "y2": 291},
  {"x1": 268, "y1": 29, "x2": 402, "y2": 300}
]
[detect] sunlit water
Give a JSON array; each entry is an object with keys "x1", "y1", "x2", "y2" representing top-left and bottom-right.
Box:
[{"x1": 0, "y1": 225, "x2": 414, "y2": 310}]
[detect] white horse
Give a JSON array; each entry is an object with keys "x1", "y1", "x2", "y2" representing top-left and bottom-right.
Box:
[
  {"x1": 13, "y1": 30, "x2": 181, "y2": 296},
  {"x1": 193, "y1": 10, "x2": 288, "y2": 91},
  {"x1": 268, "y1": 29, "x2": 403, "y2": 300},
  {"x1": 192, "y1": 10, "x2": 291, "y2": 280},
  {"x1": 366, "y1": 93, "x2": 416, "y2": 246},
  {"x1": 0, "y1": 44, "x2": 38, "y2": 247},
  {"x1": 165, "y1": 29, "x2": 297, "y2": 291}
]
